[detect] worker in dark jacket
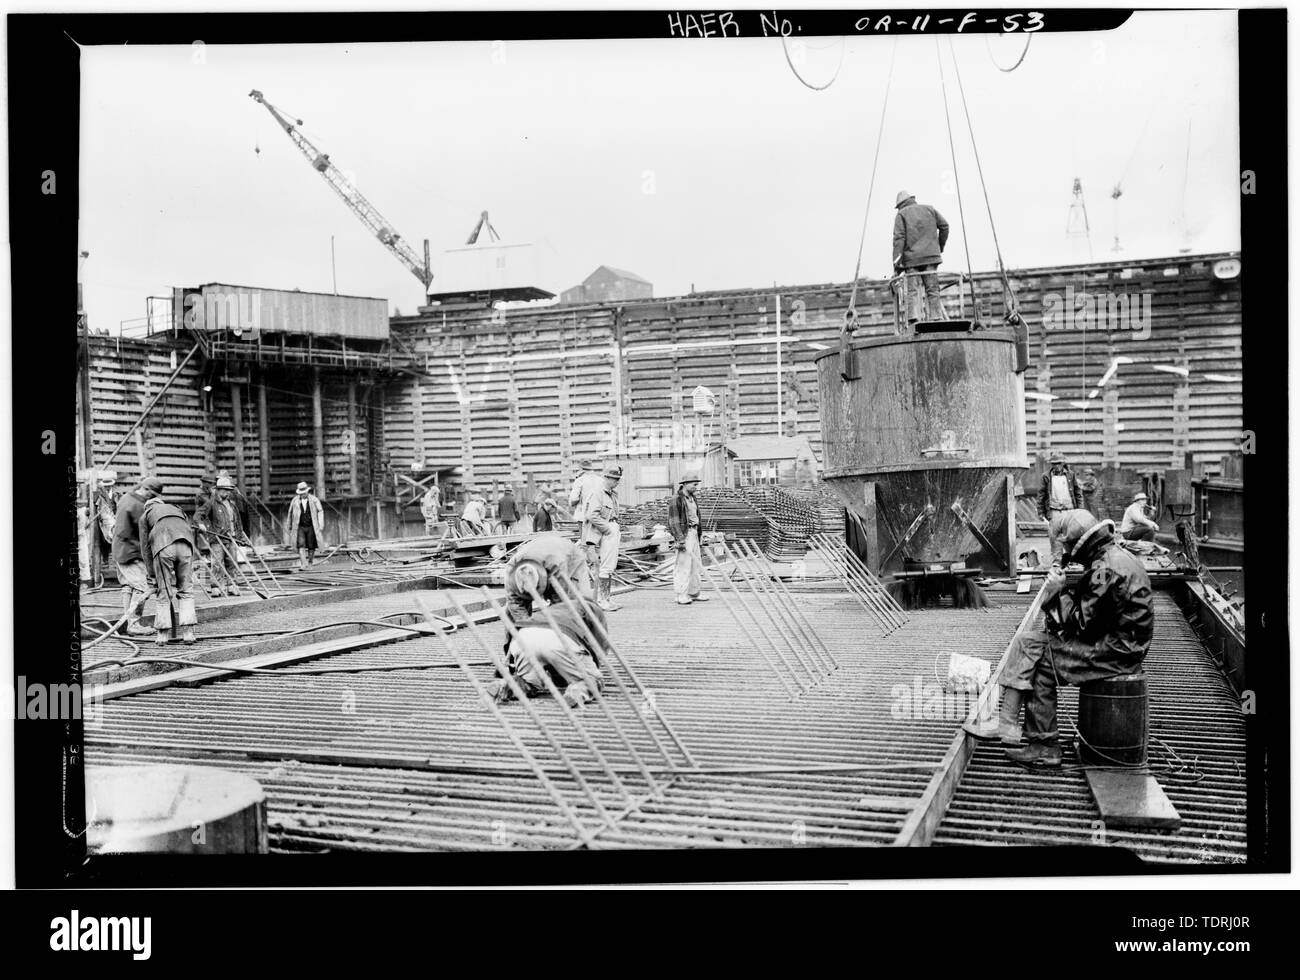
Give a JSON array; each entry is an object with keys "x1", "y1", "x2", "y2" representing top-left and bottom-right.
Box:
[
  {"x1": 667, "y1": 471, "x2": 710, "y2": 605},
  {"x1": 496, "y1": 485, "x2": 519, "y2": 533},
  {"x1": 1037, "y1": 452, "x2": 1081, "y2": 562},
  {"x1": 487, "y1": 596, "x2": 609, "y2": 708},
  {"x1": 532, "y1": 493, "x2": 557, "y2": 533},
  {"x1": 502, "y1": 532, "x2": 595, "y2": 624},
  {"x1": 112, "y1": 477, "x2": 164, "y2": 636},
  {"x1": 892, "y1": 190, "x2": 950, "y2": 322},
  {"x1": 998, "y1": 509, "x2": 1155, "y2": 768},
  {"x1": 140, "y1": 495, "x2": 198, "y2": 644},
  {"x1": 196, "y1": 475, "x2": 248, "y2": 596}
]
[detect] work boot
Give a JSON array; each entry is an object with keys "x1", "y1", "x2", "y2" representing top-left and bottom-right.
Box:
[
  {"x1": 182, "y1": 628, "x2": 196, "y2": 645},
  {"x1": 596, "y1": 577, "x2": 621, "y2": 612},
  {"x1": 676, "y1": 596, "x2": 693, "y2": 605},
  {"x1": 689, "y1": 593, "x2": 709, "y2": 602},
  {"x1": 998, "y1": 688, "x2": 1024, "y2": 746},
  {"x1": 298, "y1": 548, "x2": 310, "y2": 570},
  {"x1": 226, "y1": 586, "x2": 241, "y2": 597},
  {"x1": 1004, "y1": 740, "x2": 1063, "y2": 769},
  {"x1": 154, "y1": 632, "x2": 169, "y2": 646},
  {"x1": 125, "y1": 620, "x2": 156, "y2": 637}
]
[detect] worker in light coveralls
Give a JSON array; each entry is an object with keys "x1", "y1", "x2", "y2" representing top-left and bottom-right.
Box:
[
  {"x1": 668, "y1": 471, "x2": 711, "y2": 605},
  {"x1": 487, "y1": 582, "x2": 609, "y2": 709},
  {"x1": 993, "y1": 509, "x2": 1154, "y2": 769},
  {"x1": 580, "y1": 463, "x2": 625, "y2": 612},
  {"x1": 567, "y1": 458, "x2": 603, "y2": 518}
]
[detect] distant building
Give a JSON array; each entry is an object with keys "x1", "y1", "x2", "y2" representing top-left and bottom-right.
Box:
[
  {"x1": 560, "y1": 266, "x2": 653, "y2": 305},
  {"x1": 704, "y1": 435, "x2": 821, "y2": 489}
]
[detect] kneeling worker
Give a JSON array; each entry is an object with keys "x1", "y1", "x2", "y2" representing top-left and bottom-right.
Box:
[
  {"x1": 489, "y1": 590, "x2": 609, "y2": 709},
  {"x1": 990, "y1": 509, "x2": 1154, "y2": 768},
  {"x1": 139, "y1": 492, "x2": 198, "y2": 644}
]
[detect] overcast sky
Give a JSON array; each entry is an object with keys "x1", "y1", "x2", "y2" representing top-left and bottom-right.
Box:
[{"x1": 80, "y1": 10, "x2": 1239, "y2": 330}]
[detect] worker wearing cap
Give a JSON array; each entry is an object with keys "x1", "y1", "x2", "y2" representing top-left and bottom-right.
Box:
[
  {"x1": 568, "y1": 459, "x2": 603, "y2": 522},
  {"x1": 892, "y1": 190, "x2": 950, "y2": 322},
  {"x1": 532, "y1": 492, "x2": 557, "y2": 533},
  {"x1": 91, "y1": 471, "x2": 121, "y2": 575},
  {"x1": 996, "y1": 509, "x2": 1154, "y2": 769},
  {"x1": 668, "y1": 471, "x2": 711, "y2": 606},
  {"x1": 1119, "y1": 491, "x2": 1160, "y2": 542},
  {"x1": 420, "y1": 483, "x2": 442, "y2": 534},
  {"x1": 112, "y1": 477, "x2": 165, "y2": 636},
  {"x1": 196, "y1": 475, "x2": 248, "y2": 596},
  {"x1": 581, "y1": 464, "x2": 624, "y2": 612},
  {"x1": 140, "y1": 494, "x2": 198, "y2": 645},
  {"x1": 502, "y1": 532, "x2": 596, "y2": 624},
  {"x1": 1037, "y1": 451, "x2": 1081, "y2": 563},
  {"x1": 287, "y1": 481, "x2": 326, "y2": 569},
  {"x1": 496, "y1": 484, "x2": 519, "y2": 534}
]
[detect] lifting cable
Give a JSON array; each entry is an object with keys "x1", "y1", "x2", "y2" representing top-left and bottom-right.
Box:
[
  {"x1": 948, "y1": 38, "x2": 1019, "y2": 318},
  {"x1": 935, "y1": 38, "x2": 977, "y2": 320},
  {"x1": 781, "y1": 34, "x2": 847, "y2": 92},
  {"x1": 984, "y1": 31, "x2": 1033, "y2": 73},
  {"x1": 844, "y1": 37, "x2": 899, "y2": 332}
]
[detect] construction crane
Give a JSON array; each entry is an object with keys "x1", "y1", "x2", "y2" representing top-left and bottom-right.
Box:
[
  {"x1": 249, "y1": 90, "x2": 433, "y2": 292},
  {"x1": 465, "y1": 210, "x2": 500, "y2": 245}
]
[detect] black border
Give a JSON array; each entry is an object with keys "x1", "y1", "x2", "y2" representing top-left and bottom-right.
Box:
[{"x1": 8, "y1": 7, "x2": 1287, "y2": 889}]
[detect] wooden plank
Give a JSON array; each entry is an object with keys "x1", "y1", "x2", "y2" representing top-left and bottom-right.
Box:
[{"x1": 1084, "y1": 768, "x2": 1181, "y2": 830}]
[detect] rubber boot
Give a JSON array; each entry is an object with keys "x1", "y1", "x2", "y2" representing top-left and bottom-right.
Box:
[
  {"x1": 178, "y1": 597, "x2": 197, "y2": 644},
  {"x1": 596, "y1": 577, "x2": 621, "y2": 612},
  {"x1": 298, "y1": 548, "x2": 309, "y2": 571},
  {"x1": 998, "y1": 688, "x2": 1024, "y2": 745},
  {"x1": 124, "y1": 594, "x2": 155, "y2": 637}
]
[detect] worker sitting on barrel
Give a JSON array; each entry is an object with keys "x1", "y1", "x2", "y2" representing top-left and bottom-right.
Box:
[{"x1": 998, "y1": 509, "x2": 1154, "y2": 769}]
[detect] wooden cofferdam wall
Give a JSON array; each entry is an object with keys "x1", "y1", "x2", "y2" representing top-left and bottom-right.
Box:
[
  {"x1": 385, "y1": 252, "x2": 1243, "y2": 490},
  {"x1": 80, "y1": 338, "x2": 379, "y2": 505}
]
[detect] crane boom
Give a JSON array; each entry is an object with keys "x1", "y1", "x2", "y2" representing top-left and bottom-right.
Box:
[{"x1": 250, "y1": 90, "x2": 432, "y2": 291}]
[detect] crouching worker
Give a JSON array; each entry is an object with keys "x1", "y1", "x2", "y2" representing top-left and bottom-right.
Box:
[
  {"x1": 502, "y1": 532, "x2": 595, "y2": 623},
  {"x1": 488, "y1": 591, "x2": 609, "y2": 709},
  {"x1": 992, "y1": 509, "x2": 1153, "y2": 769},
  {"x1": 139, "y1": 493, "x2": 198, "y2": 645}
]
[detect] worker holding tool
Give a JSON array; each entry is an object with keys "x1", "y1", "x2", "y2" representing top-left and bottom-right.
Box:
[
  {"x1": 581, "y1": 463, "x2": 625, "y2": 612},
  {"x1": 112, "y1": 477, "x2": 165, "y2": 637},
  {"x1": 995, "y1": 509, "x2": 1154, "y2": 769},
  {"x1": 1119, "y1": 491, "x2": 1160, "y2": 542},
  {"x1": 668, "y1": 471, "x2": 710, "y2": 606},
  {"x1": 139, "y1": 494, "x2": 198, "y2": 645},
  {"x1": 196, "y1": 475, "x2": 247, "y2": 596},
  {"x1": 287, "y1": 481, "x2": 326, "y2": 569},
  {"x1": 487, "y1": 594, "x2": 609, "y2": 709},
  {"x1": 460, "y1": 491, "x2": 488, "y2": 535},
  {"x1": 502, "y1": 532, "x2": 596, "y2": 624},
  {"x1": 892, "y1": 190, "x2": 949, "y2": 323},
  {"x1": 1038, "y1": 451, "x2": 1081, "y2": 563}
]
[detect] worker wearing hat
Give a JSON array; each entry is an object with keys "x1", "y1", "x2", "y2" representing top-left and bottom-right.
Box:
[
  {"x1": 532, "y1": 490, "x2": 557, "y2": 533},
  {"x1": 668, "y1": 471, "x2": 710, "y2": 605},
  {"x1": 580, "y1": 463, "x2": 624, "y2": 612},
  {"x1": 91, "y1": 470, "x2": 122, "y2": 579},
  {"x1": 1037, "y1": 451, "x2": 1081, "y2": 563},
  {"x1": 892, "y1": 190, "x2": 949, "y2": 323},
  {"x1": 1119, "y1": 491, "x2": 1160, "y2": 543},
  {"x1": 111, "y1": 477, "x2": 166, "y2": 636},
  {"x1": 503, "y1": 532, "x2": 596, "y2": 624},
  {"x1": 287, "y1": 481, "x2": 325, "y2": 569},
  {"x1": 196, "y1": 474, "x2": 248, "y2": 596},
  {"x1": 139, "y1": 492, "x2": 198, "y2": 644},
  {"x1": 987, "y1": 509, "x2": 1154, "y2": 769},
  {"x1": 567, "y1": 458, "x2": 603, "y2": 523},
  {"x1": 496, "y1": 484, "x2": 519, "y2": 534}
]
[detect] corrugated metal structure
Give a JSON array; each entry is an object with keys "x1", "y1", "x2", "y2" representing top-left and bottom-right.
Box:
[{"x1": 385, "y1": 253, "x2": 1242, "y2": 494}]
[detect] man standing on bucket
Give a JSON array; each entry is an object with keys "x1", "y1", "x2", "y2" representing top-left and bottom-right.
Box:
[
  {"x1": 968, "y1": 509, "x2": 1154, "y2": 769},
  {"x1": 668, "y1": 471, "x2": 710, "y2": 606},
  {"x1": 287, "y1": 481, "x2": 325, "y2": 569}
]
